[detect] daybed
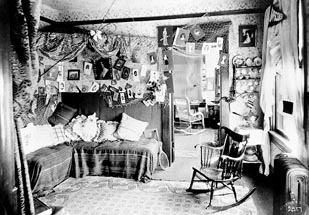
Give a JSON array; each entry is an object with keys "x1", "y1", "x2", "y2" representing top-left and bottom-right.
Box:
[{"x1": 25, "y1": 93, "x2": 164, "y2": 195}]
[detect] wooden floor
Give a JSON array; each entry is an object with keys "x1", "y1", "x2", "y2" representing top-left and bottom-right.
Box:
[{"x1": 152, "y1": 129, "x2": 274, "y2": 215}]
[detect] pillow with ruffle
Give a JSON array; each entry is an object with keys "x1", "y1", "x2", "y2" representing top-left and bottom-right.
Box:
[
  {"x1": 72, "y1": 113, "x2": 98, "y2": 142},
  {"x1": 115, "y1": 113, "x2": 148, "y2": 141},
  {"x1": 64, "y1": 119, "x2": 82, "y2": 141}
]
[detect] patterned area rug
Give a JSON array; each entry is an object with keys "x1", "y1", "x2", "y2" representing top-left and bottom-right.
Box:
[{"x1": 39, "y1": 176, "x2": 258, "y2": 215}]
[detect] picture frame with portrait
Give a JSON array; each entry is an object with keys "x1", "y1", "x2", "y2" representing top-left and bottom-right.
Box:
[
  {"x1": 239, "y1": 25, "x2": 257, "y2": 47},
  {"x1": 67, "y1": 69, "x2": 80, "y2": 80},
  {"x1": 113, "y1": 58, "x2": 126, "y2": 70}
]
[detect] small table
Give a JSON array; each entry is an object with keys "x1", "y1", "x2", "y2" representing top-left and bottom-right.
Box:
[{"x1": 236, "y1": 127, "x2": 265, "y2": 167}]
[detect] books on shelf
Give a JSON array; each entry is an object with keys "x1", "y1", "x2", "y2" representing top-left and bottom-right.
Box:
[{"x1": 33, "y1": 197, "x2": 52, "y2": 215}]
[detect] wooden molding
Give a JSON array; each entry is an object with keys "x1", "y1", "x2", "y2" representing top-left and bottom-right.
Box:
[{"x1": 40, "y1": 8, "x2": 265, "y2": 26}]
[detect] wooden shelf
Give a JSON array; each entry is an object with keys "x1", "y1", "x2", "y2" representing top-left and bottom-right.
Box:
[{"x1": 234, "y1": 77, "x2": 260, "y2": 80}]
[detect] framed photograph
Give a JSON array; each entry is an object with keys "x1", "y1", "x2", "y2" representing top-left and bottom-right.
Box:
[
  {"x1": 83, "y1": 62, "x2": 93, "y2": 75},
  {"x1": 44, "y1": 65, "x2": 59, "y2": 81},
  {"x1": 94, "y1": 58, "x2": 113, "y2": 80},
  {"x1": 67, "y1": 69, "x2": 80, "y2": 80},
  {"x1": 113, "y1": 58, "x2": 126, "y2": 70},
  {"x1": 121, "y1": 66, "x2": 130, "y2": 80},
  {"x1": 239, "y1": 25, "x2": 257, "y2": 47}
]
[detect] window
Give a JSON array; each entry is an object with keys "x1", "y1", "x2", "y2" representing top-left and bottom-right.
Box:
[{"x1": 274, "y1": 74, "x2": 290, "y2": 139}]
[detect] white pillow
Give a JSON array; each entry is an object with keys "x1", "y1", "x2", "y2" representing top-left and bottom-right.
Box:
[
  {"x1": 20, "y1": 123, "x2": 56, "y2": 154},
  {"x1": 115, "y1": 113, "x2": 148, "y2": 141}
]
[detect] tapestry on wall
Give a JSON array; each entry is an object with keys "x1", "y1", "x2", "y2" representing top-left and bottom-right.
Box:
[{"x1": 10, "y1": 0, "x2": 42, "y2": 214}]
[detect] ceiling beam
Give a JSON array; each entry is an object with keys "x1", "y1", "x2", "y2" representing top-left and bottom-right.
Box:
[{"x1": 40, "y1": 8, "x2": 265, "y2": 26}]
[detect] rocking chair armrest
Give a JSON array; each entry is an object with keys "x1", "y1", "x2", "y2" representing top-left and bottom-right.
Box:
[
  {"x1": 195, "y1": 142, "x2": 225, "y2": 150},
  {"x1": 220, "y1": 154, "x2": 244, "y2": 162}
]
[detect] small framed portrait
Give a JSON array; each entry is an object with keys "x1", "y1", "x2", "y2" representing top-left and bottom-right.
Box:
[
  {"x1": 83, "y1": 62, "x2": 93, "y2": 75},
  {"x1": 121, "y1": 66, "x2": 131, "y2": 80},
  {"x1": 113, "y1": 58, "x2": 126, "y2": 70},
  {"x1": 147, "y1": 52, "x2": 157, "y2": 65},
  {"x1": 67, "y1": 69, "x2": 80, "y2": 80},
  {"x1": 239, "y1": 25, "x2": 257, "y2": 47}
]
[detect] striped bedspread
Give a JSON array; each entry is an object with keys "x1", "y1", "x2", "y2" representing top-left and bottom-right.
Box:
[
  {"x1": 71, "y1": 138, "x2": 160, "y2": 181},
  {"x1": 26, "y1": 143, "x2": 73, "y2": 195}
]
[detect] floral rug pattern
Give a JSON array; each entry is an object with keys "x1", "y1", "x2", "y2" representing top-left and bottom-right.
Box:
[{"x1": 39, "y1": 176, "x2": 258, "y2": 215}]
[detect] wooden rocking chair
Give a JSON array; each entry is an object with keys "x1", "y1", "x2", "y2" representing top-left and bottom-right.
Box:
[{"x1": 187, "y1": 126, "x2": 256, "y2": 209}]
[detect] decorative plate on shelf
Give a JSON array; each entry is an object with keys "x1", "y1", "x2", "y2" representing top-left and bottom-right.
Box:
[
  {"x1": 253, "y1": 56, "x2": 262, "y2": 66},
  {"x1": 232, "y1": 55, "x2": 244, "y2": 67},
  {"x1": 245, "y1": 57, "x2": 253, "y2": 66}
]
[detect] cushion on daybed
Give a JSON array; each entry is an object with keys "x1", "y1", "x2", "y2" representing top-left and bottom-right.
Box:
[
  {"x1": 48, "y1": 102, "x2": 78, "y2": 126},
  {"x1": 115, "y1": 113, "x2": 148, "y2": 141},
  {"x1": 20, "y1": 123, "x2": 58, "y2": 154}
]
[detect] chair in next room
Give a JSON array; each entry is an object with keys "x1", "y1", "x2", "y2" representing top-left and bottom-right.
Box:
[{"x1": 174, "y1": 96, "x2": 205, "y2": 134}]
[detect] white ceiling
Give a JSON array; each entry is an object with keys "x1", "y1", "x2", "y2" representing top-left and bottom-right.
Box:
[{"x1": 40, "y1": 0, "x2": 271, "y2": 37}]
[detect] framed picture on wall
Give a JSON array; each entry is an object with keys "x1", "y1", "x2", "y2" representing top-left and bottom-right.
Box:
[
  {"x1": 67, "y1": 69, "x2": 80, "y2": 80},
  {"x1": 113, "y1": 58, "x2": 126, "y2": 70},
  {"x1": 239, "y1": 25, "x2": 257, "y2": 47}
]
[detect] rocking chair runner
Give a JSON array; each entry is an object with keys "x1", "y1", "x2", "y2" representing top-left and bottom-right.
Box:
[{"x1": 187, "y1": 126, "x2": 256, "y2": 209}]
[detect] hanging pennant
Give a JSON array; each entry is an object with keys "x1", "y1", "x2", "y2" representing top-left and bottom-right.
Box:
[
  {"x1": 201, "y1": 43, "x2": 211, "y2": 55},
  {"x1": 218, "y1": 53, "x2": 229, "y2": 69},
  {"x1": 127, "y1": 88, "x2": 133, "y2": 99},
  {"x1": 89, "y1": 82, "x2": 100, "y2": 92},
  {"x1": 120, "y1": 92, "x2": 126, "y2": 104},
  {"x1": 82, "y1": 85, "x2": 89, "y2": 93},
  {"x1": 162, "y1": 49, "x2": 174, "y2": 71},
  {"x1": 186, "y1": 42, "x2": 195, "y2": 53},
  {"x1": 157, "y1": 26, "x2": 173, "y2": 47},
  {"x1": 173, "y1": 28, "x2": 190, "y2": 47},
  {"x1": 56, "y1": 64, "x2": 64, "y2": 82},
  {"x1": 190, "y1": 25, "x2": 205, "y2": 41},
  {"x1": 59, "y1": 81, "x2": 66, "y2": 92},
  {"x1": 147, "y1": 52, "x2": 158, "y2": 65},
  {"x1": 217, "y1": 37, "x2": 224, "y2": 50},
  {"x1": 83, "y1": 62, "x2": 93, "y2": 76},
  {"x1": 132, "y1": 68, "x2": 140, "y2": 82},
  {"x1": 135, "y1": 84, "x2": 145, "y2": 99},
  {"x1": 140, "y1": 65, "x2": 148, "y2": 77}
]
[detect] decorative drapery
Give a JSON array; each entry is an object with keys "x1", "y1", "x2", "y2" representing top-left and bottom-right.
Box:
[
  {"x1": 36, "y1": 32, "x2": 129, "y2": 63},
  {"x1": 259, "y1": 0, "x2": 305, "y2": 175},
  {"x1": 10, "y1": 0, "x2": 42, "y2": 214}
]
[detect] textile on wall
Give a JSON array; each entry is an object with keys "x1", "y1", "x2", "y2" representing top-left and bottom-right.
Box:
[
  {"x1": 36, "y1": 32, "x2": 130, "y2": 63},
  {"x1": 10, "y1": 0, "x2": 42, "y2": 214},
  {"x1": 259, "y1": 0, "x2": 304, "y2": 175}
]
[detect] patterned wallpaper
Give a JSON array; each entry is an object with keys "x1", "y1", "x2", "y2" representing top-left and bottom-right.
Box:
[{"x1": 41, "y1": 0, "x2": 271, "y2": 37}]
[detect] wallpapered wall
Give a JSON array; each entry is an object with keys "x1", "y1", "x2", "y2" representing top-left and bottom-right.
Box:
[{"x1": 40, "y1": 0, "x2": 270, "y2": 128}]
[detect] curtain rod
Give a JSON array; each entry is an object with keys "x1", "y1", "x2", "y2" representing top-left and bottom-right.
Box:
[{"x1": 40, "y1": 8, "x2": 265, "y2": 26}]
